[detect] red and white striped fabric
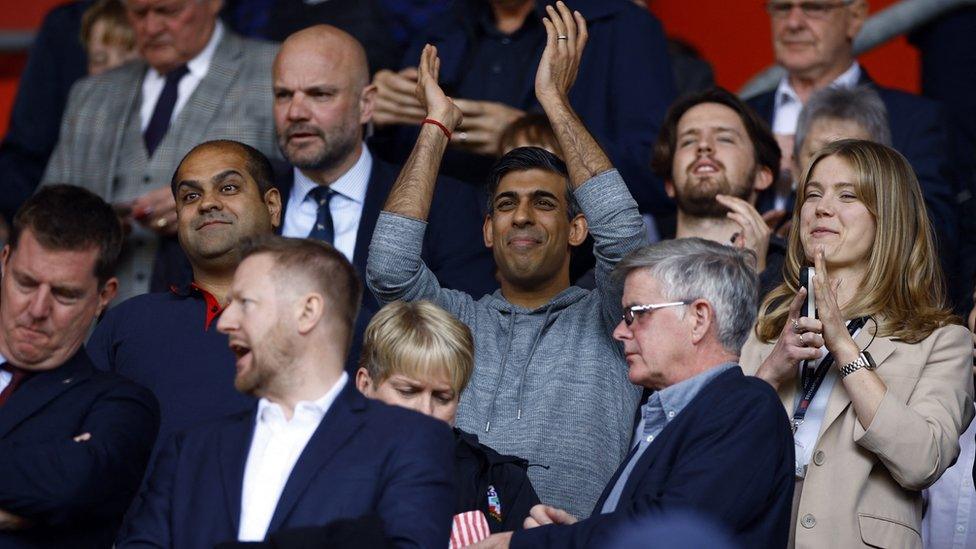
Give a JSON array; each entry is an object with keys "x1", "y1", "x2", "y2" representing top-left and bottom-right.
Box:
[{"x1": 449, "y1": 510, "x2": 491, "y2": 548}]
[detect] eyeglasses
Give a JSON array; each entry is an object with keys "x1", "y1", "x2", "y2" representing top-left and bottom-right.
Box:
[
  {"x1": 622, "y1": 301, "x2": 689, "y2": 326},
  {"x1": 765, "y1": 0, "x2": 854, "y2": 19}
]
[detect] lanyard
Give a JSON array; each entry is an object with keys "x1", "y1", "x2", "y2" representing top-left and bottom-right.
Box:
[{"x1": 790, "y1": 316, "x2": 868, "y2": 434}]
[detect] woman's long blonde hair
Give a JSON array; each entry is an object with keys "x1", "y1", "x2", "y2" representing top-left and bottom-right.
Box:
[{"x1": 756, "y1": 139, "x2": 956, "y2": 343}]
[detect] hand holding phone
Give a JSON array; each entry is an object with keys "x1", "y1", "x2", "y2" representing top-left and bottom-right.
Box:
[{"x1": 800, "y1": 266, "x2": 816, "y2": 320}]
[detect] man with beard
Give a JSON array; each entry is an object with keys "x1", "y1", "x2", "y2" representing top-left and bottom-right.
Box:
[
  {"x1": 651, "y1": 88, "x2": 783, "y2": 297},
  {"x1": 88, "y1": 140, "x2": 280, "y2": 453},
  {"x1": 118, "y1": 236, "x2": 455, "y2": 548},
  {"x1": 272, "y1": 25, "x2": 495, "y2": 372}
]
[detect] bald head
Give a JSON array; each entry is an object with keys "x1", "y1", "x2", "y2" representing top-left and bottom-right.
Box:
[
  {"x1": 276, "y1": 25, "x2": 370, "y2": 90},
  {"x1": 272, "y1": 25, "x2": 376, "y2": 177}
]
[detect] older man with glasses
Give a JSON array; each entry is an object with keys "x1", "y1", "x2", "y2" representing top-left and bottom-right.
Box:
[{"x1": 474, "y1": 238, "x2": 795, "y2": 549}]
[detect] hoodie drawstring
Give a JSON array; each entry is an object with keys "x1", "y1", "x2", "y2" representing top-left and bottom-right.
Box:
[{"x1": 485, "y1": 312, "x2": 517, "y2": 432}]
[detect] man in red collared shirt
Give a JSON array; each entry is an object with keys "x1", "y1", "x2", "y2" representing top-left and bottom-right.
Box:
[{"x1": 88, "y1": 139, "x2": 281, "y2": 451}]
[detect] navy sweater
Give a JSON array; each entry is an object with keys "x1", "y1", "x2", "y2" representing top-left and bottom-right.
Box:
[{"x1": 88, "y1": 287, "x2": 254, "y2": 452}]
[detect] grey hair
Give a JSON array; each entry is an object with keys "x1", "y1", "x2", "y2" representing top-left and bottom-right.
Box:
[
  {"x1": 614, "y1": 238, "x2": 759, "y2": 354},
  {"x1": 794, "y1": 85, "x2": 891, "y2": 161}
]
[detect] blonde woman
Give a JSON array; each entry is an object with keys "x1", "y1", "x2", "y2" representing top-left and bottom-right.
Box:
[
  {"x1": 356, "y1": 300, "x2": 540, "y2": 533},
  {"x1": 741, "y1": 139, "x2": 974, "y2": 548}
]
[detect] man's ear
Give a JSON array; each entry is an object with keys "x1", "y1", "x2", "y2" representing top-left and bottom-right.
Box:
[
  {"x1": 360, "y1": 83, "x2": 378, "y2": 125},
  {"x1": 483, "y1": 214, "x2": 494, "y2": 249},
  {"x1": 1, "y1": 244, "x2": 9, "y2": 276},
  {"x1": 355, "y1": 367, "x2": 374, "y2": 395},
  {"x1": 688, "y1": 299, "x2": 714, "y2": 345},
  {"x1": 664, "y1": 179, "x2": 676, "y2": 199},
  {"x1": 846, "y1": 0, "x2": 869, "y2": 40},
  {"x1": 265, "y1": 188, "x2": 283, "y2": 229},
  {"x1": 753, "y1": 165, "x2": 775, "y2": 193},
  {"x1": 96, "y1": 277, "x2": 119, "y2": 318},
  {"x1": 568, "y1": 214, "x2": 588, "y2": 247},
  {"x1": 297, "y1": 293, "x2": 325, "y2": 334}
]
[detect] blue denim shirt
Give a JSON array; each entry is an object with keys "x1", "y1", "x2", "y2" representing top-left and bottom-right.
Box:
[{"x1": 600, "y1": 362, "x2": 738, "y2": 514}]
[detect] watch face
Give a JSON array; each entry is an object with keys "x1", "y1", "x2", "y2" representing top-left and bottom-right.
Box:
[{"x1": 863, "y1": 351, "x2": 877, "y2": 370}]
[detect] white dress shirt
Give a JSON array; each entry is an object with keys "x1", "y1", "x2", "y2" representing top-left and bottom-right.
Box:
[
  {"x1": 922, "y1": 407, "x2": 976, "y2": 549},
  {"x1": 139, "y1": 21, "x2": 224, "y2": 132},
  {"x1": 237, "y1": 372, "x2": 348, "y2": 542},
  {"x1": 772, "y1": 61, "x2": 862, "y2": 135},
  {"x1": 0, "y1": 352, "x2": 10, "y2": 393},
  {"x1": 281, "y1": 146, "x2": 372, "y2": 263}
]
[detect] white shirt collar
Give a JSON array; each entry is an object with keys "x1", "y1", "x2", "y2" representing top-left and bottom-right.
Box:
[
  {"x1": 255, "y1": 371, "x2": 348, "y2": 425},
  {"x1": 292, "y1": 145, "x2": 372, "y2": 205},
  {"x1": 775, "y1": 61, "x2": 861, "y2": 110},
  {"x1": 145, "y1": 20, "x2": 224, "y2": 81}
]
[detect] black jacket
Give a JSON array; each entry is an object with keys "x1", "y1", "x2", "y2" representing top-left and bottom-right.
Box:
[{"x1": 454, "y1": 429, "x2": 540, "y2": 533}]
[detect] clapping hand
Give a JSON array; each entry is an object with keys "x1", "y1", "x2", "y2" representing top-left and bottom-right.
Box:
[
  {"x1": 414, "y1": 45, "x2": 462, "y2": 133},
  {"x1": 373, "y1": 67, "x2": 424, "y2": 127},
  {"x1": 535, "y1": 2, "x2": 588, "y2": 106}
]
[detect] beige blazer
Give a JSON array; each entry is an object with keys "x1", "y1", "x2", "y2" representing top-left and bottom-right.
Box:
[{"x1": 740, "y1": 323, "x2": 974, "y2": 549}]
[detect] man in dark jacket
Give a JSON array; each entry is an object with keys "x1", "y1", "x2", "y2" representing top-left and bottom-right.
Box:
[
  {"x1": 477, "y1": 238, "x2": 794, "y2": 549},
  {"x1": 356, "y1": 299, "x2": 539, "y2": 535},
  {"x1": 0, "y1": 186, "x2": 159, "y2": 548}
]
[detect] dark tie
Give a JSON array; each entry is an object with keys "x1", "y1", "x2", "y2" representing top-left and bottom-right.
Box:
[
  {"x1": 0, "y1": 362, "x2": 31, "y2": 407},
  {"x1": 143, "y1": 64, "x2": 190, "y2": 158},
  {"x1": 306, "y1": 187, "x2": 336, "y2": 244}
]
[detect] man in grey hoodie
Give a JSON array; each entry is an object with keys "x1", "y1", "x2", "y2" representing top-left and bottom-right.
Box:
[{"x1": 366, "y1": 2, "x2": 644, "y2": 518}]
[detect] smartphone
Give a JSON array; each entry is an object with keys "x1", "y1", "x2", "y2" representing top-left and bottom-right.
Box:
[{"x1": 800, "y1": 266, "x2": 816, "y2": 319}]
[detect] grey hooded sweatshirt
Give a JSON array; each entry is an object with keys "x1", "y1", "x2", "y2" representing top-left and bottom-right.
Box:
[{"x1": 366, "y1": 169, "x2": 644, "y2": 518}]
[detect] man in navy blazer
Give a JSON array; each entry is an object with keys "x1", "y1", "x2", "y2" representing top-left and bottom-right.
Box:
[
  {"x1": 745, "y1": 0, "x2": 958, "y2": 253},
  {"x1": 119, "y1": 236, "x2": 455, "y2": 548},
  {"x1": 0, "y1": 186, "x2": 159, "y2": 548},
  {"x1": 477, "y1": 239, "x2": 794, "y2": 549},
  {"x1": 271, "y1": 25, "x2": 496, "y2": 372}
]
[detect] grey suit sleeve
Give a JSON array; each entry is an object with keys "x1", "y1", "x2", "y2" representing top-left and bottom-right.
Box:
[
  {"x1": 366, "y1": 211, "x2": 476, "y2": 316},
  {"x1": 575, "y1": 169, "x2": 648, "y2": 339},
  {"x1": 40, "y1": 79, "x2": 88, "y2": 187}
]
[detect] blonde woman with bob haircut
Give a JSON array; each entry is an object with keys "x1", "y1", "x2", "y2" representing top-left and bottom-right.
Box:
[
  {"x1": 740, "y1": 139, "x2": 974, "y2": 548},
  {"x1": 356, "y1": 300, "x2": 540, "y2": 533}
]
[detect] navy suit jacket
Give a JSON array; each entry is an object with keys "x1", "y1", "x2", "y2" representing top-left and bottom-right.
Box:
[
  {"x1": 276, "y1": 157, "x2": 498, "y2": 371},
  {"x1": 511, "y1": 367, "x2": 794, "y2": 549},
  {"x1": 747, "y1": 72, "x2": 958, "y2": 250},
  {"x1": 0, "y1": 348, "x2": 160, "y2": 548},
  {"x1": 118, "y1": 381, "x2": 456, "y2": 549}
]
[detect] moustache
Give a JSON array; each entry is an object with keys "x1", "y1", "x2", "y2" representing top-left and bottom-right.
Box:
[
  {"x1": 193, "y1": 213, "x2": 235, "y2": 230},
  {"x1": 285, "y1": 124, "x2": 325, "y2": 140}
]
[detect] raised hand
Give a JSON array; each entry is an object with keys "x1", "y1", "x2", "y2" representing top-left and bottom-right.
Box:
[
  {"x1": 717, "y1": 194, "x2": 772, "y2": 271},
  {"x1": 535, "y1": 2, "x2": 588, "y2": 105},
  {"x1": 414, "y1": 44, "x2": 462, "y2": 131},
  {"x1": 756, "y1": 287, "x2": 823, "y2": 389},
  {"x1": 812, "y1": 246, "x2": 860, "y2": 364}
]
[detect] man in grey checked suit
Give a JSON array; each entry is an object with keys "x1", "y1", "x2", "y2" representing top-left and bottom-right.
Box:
[{"x1": 42, "y1": 0, "x2": 279, "y2": 303}]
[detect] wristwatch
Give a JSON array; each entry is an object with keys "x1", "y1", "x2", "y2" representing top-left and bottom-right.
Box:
[{"x1": 839, "y1": 351, "x2": 876, "y2": 378}]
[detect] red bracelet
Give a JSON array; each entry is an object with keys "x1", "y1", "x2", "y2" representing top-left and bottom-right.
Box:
[{"x1": 422, "y1": 118, "x2": 452, "y2": 140}]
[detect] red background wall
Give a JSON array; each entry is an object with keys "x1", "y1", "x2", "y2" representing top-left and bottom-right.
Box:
[{"x1": 0, "y1": 0, "x2": 920, "y2": 135}]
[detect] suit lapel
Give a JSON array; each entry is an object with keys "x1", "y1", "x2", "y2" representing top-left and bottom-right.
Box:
[
  {"x1": 0, "y1": 351, "x2": 92, "y2": 438},
  {"x1": 218, "y1": 409, "x2": 257, "y2": 535},
  {"x1": 819, "y1": 323, "x2": 897, "y2": 435},
  {"x1": 266, "y1": 383, "x2": 368, "y2": 533},
  {"x1": 170, "y1": 31, "x2": 243, "y2": 152}
]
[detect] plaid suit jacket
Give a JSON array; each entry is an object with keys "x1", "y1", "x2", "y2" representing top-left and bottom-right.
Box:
[{"x1": 42, "y1": 29, "x2": 280, "y2": 198}]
